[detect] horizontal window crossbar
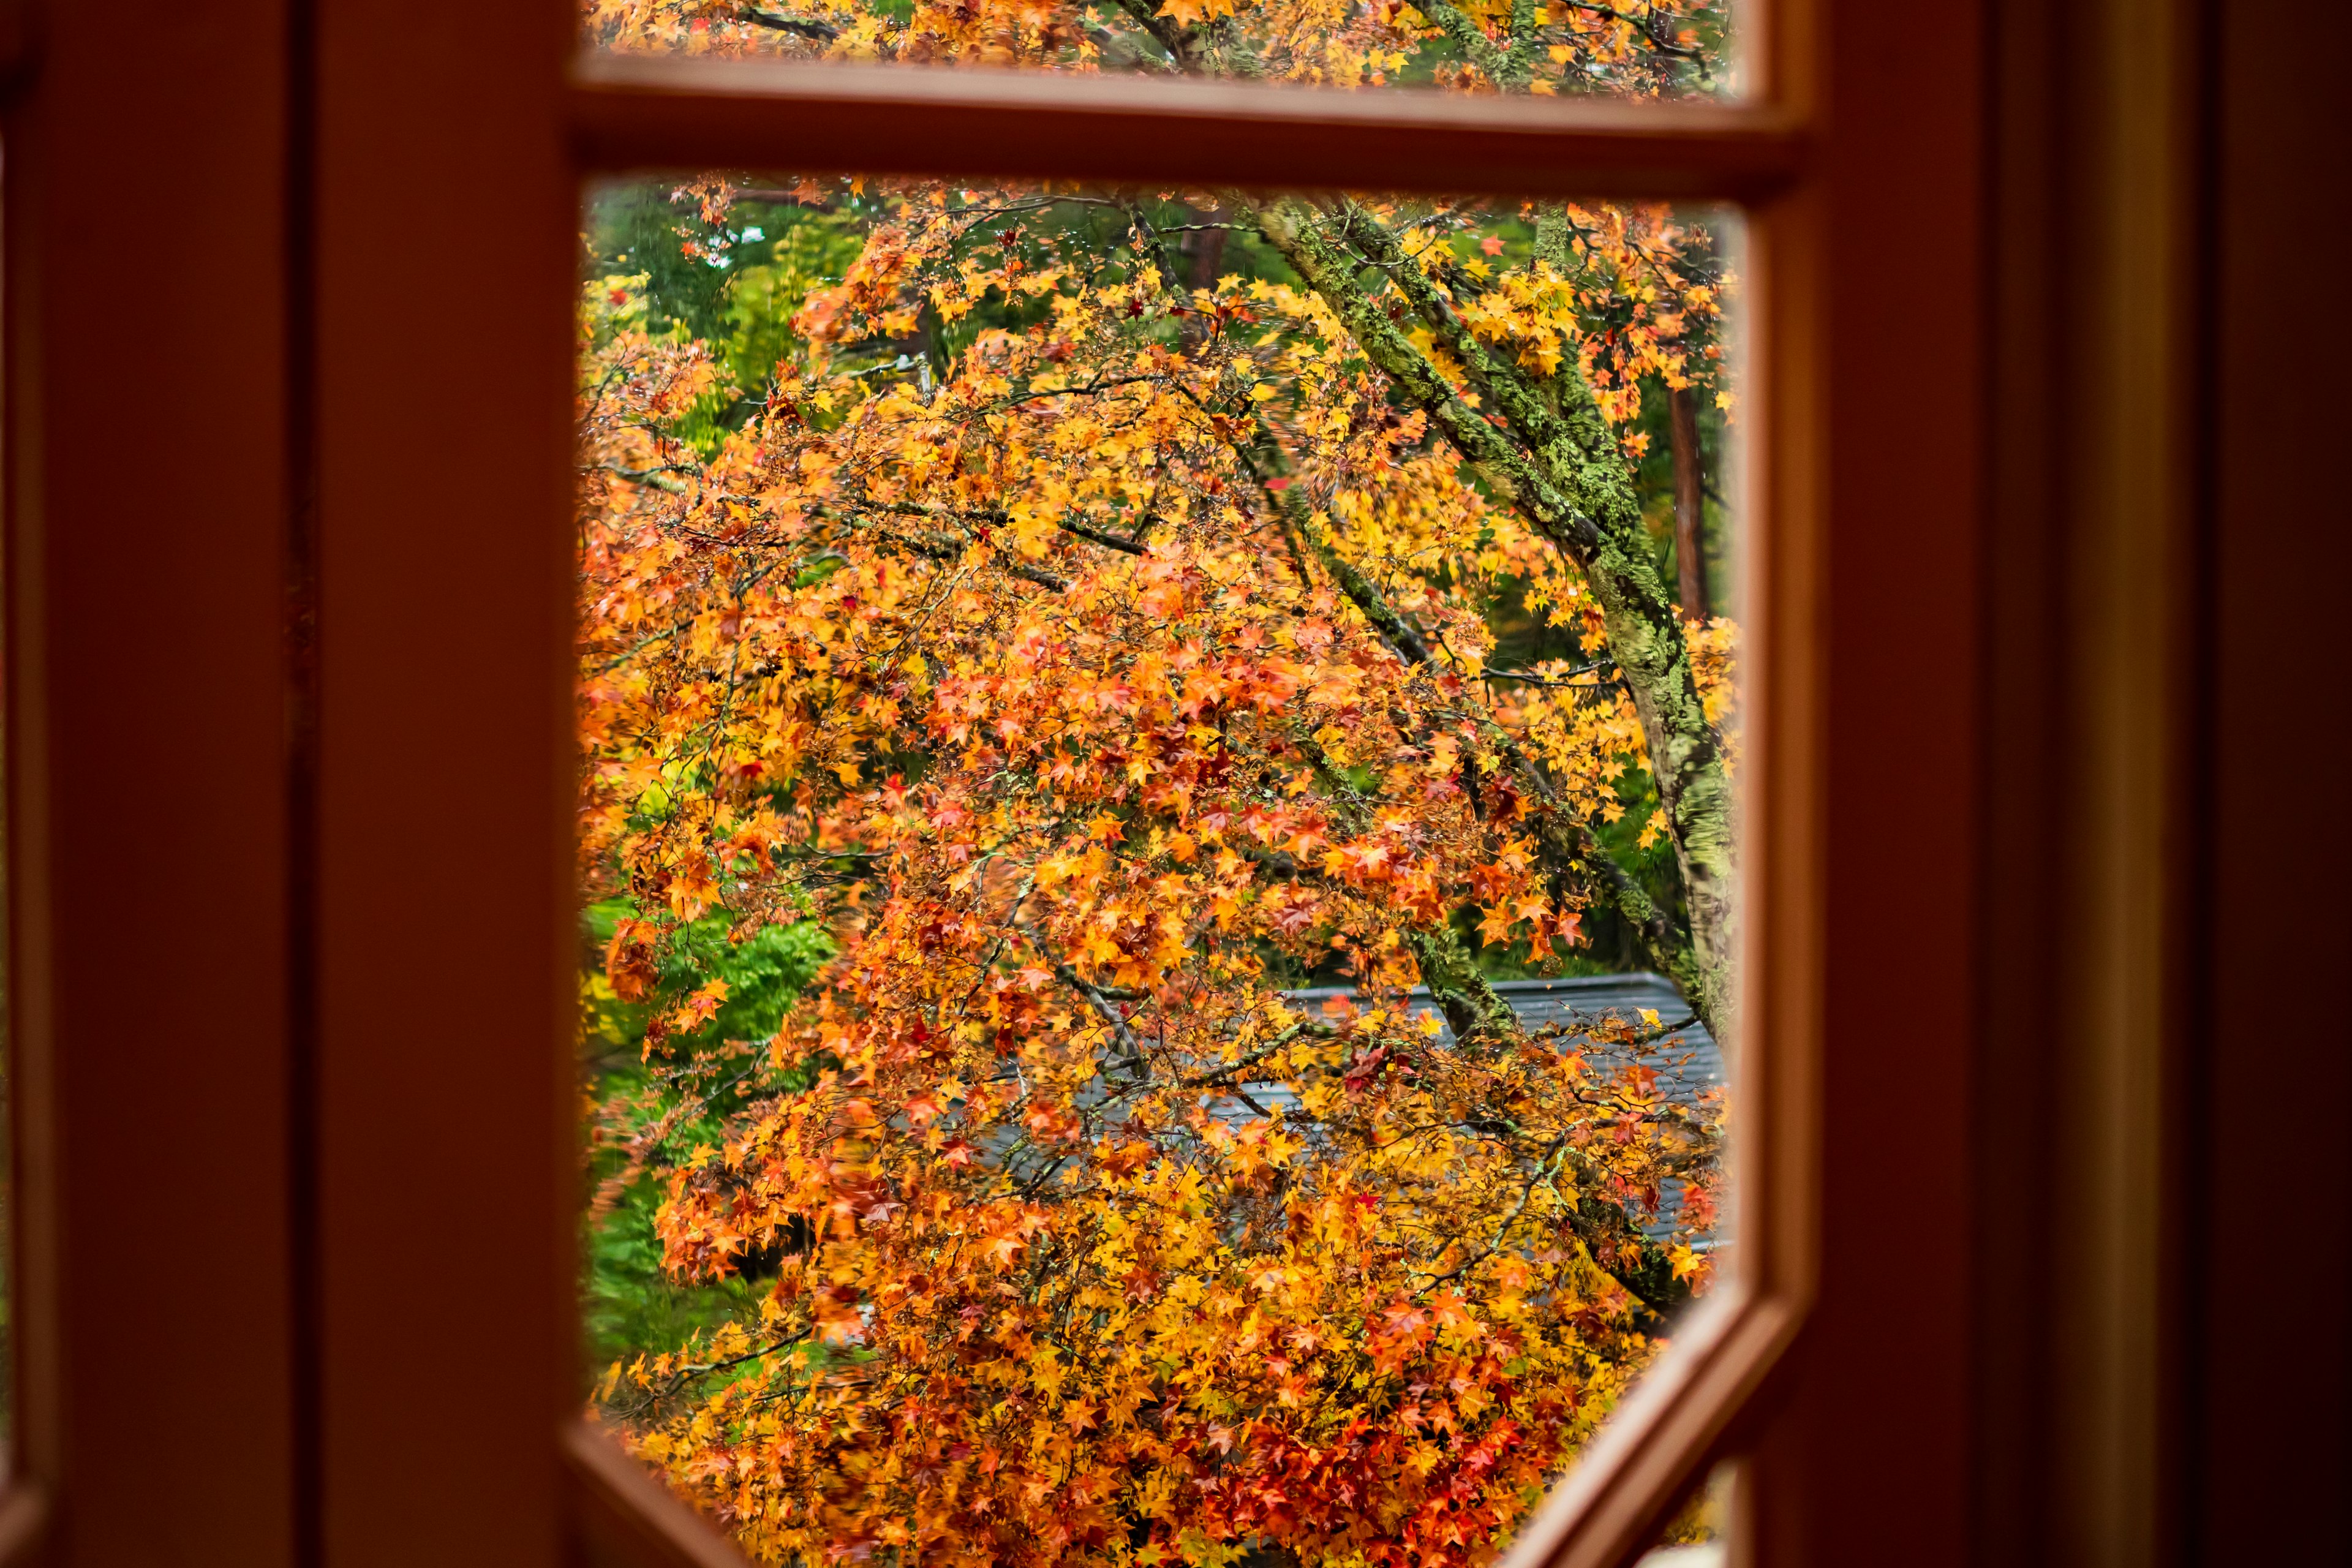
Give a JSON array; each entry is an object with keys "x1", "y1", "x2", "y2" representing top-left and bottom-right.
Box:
[{"x1": 569, "y1": 54, "x2": 1806, "y2": 198}]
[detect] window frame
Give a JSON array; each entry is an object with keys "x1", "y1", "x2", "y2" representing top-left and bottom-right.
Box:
[
  {"x1": 555, "y1": 36, "x2": 1828, "y2": 1567},
  {"x1": 0, "y1": 0, "x2": 2018, "y2": 1564}
]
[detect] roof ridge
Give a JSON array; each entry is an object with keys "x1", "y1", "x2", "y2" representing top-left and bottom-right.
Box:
[{"x1": 1280, "y1": 971, "x2": 1684, "y2": 1000}]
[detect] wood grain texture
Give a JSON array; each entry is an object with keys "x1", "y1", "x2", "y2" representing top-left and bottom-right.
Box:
[{"x1": 2, "y1": 1, "x2": 300, "y2": 1559}]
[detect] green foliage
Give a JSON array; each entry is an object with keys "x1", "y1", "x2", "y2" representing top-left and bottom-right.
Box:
[
  {"x1": 719, "y1": 216, "x2": 865, "y2": 398},
  {"x1": 582, "y1": 896, "x2": 831, "y2": 1054},
  {"x1": 580, "y1": 900, "x2": 832, "y2": 1385},
  {"x1": 581, "y1": 184, "x2": 864, "y2": 449},
  {"x1": 582, "y1": 1102, "x2": 769, "y2": 1377},
  {"x1": 1627, "y1": 373, "x2": 1735, "y2": 615}
]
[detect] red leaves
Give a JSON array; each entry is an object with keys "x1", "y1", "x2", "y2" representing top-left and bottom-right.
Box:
[
  {"x1": 1341, "y1": 1043, "x2": 1393, "y2": 1098},
  {"x1": 575, "y1": 170, "x2": 1730, "y2": 1568}
]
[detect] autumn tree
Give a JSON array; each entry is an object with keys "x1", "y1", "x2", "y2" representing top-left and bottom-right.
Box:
[{"x1": 576, "y1": 2, "x2": 1741, "y2": 1563}]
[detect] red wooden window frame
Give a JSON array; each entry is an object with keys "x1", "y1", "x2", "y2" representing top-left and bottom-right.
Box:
[
  {"x1": 0, "y1": 0, "x2": 2011, "y2": 1564},
  {"x1": 559, "y1": 37, "x2": 1831, "y2": 1568}
]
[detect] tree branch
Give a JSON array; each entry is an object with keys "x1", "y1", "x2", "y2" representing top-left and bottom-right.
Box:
[
  {"x1": 1564, "y1": 1192, "x2": 1693, "y2": 1323},
  {"x1": 738, "y1": 7, "x2": 840, "y2": 40},
  {"x1": 1302, "y1": 195, "x2": 1738, "y2": 1042},
  {"x1": 1250, "y1": 196, "x2": 1599, "y2": 551},
  {"x1": 1225, "y1": 410, "x2": 1434, "y2": 665},
  {"x1": 1053, "y1": 961, "x2": 1151, "y2": 1082},
  {"x1": 1181, "y1": 1020, "x2": 1337, "y2": 1089},
  {"x1": 1107, "y1": 0, "x2": 1208, "y2": 72},
  {"x1": 1414, "y1": 0, "x2": 1520, "y2": 87}
]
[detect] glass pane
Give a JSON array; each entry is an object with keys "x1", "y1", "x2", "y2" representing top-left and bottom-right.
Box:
[
  {"x1": 576, "y1": 173, "x2": 1743, "y2": 1562},
  {"x1": 583, "y1": 0, "x2": 1741, "y2": 100}
]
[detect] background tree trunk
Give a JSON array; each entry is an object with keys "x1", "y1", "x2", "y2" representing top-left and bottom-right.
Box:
[{"x1": 1249, "y1": 195, "x2": 1741, "y2": 1044}]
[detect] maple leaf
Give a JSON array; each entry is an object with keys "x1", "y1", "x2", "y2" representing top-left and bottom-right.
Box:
[
  {"x1": 602, "y1": 919, "x2": 660, "y2": 1002},
  {"x1": 668, "y1": 977, "x2": 729, "y2": 1033}
]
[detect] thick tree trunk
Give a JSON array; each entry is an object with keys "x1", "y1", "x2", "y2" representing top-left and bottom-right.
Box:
[
  {"x1": 1670, "y1": 383, "x2": 1708, "y2": 620},
  {"x1": 1249, "y1": 195, "x2": 1740, "y2": 1046},
  {"x1": 1231, "y1": 409, "x2": 1695, "y2": 995}
]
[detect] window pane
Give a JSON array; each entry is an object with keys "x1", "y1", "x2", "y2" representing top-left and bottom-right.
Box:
[
  {"x1": 576, "y1": 174, "x2": 1744, "y2": 1562},
  {"x1": 582, "y1": 0, "x2": 1741, "y2": 100}
]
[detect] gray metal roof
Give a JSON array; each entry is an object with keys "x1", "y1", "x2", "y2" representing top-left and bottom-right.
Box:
[
  {"x1": 1281, "y1": 971, "x2": 1722, "y2": 1110},
  {"x1": 1264, "y1": 972, "x2": 1727, "y2": 1243}
]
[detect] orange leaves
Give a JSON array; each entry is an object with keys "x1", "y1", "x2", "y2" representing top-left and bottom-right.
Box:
[
  {"x1": 611, "y1": 924, "x2": 1711, "y2": 1559},
  {"x1": 1097, "y1": 1139, "x2": 1155, "y2": 1180},
  {"x1": 811, "y1": 1283, "x2": 867, "y2": 1344},
  {"x1": 603, "y1": 919, "x2": 661, "y2": 1001},
  {"x1": 575, "y1": 172, "x2": 1730, "y2": 1568},
  {"x1": 1154, "y1": 0, "x2": 1235, "y2": 25}
]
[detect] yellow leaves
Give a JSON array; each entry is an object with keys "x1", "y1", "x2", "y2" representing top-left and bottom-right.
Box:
[
  {"x1": 576, "y1": 164, "x2": 1736, "y2": 1568},
  {"x1": 1027, "y1": 1341, "x2": 1069, "y2": 1400},
  {"x1": 668, "y1": 978, "x2": 731, "y2": 1035},
  {"x1": 1010, "y1": 507, "x2": 1056, "y2": 559}
]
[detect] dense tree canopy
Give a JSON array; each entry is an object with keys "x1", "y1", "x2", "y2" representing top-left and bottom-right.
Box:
[
  {"x1": 575, "y1": 4, "x2": 1740, "y2": 1564},
  {"x1": 588, "y1": 0, "x2": 1732, "y2": 95}
]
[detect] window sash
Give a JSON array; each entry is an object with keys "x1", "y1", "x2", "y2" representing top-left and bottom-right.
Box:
[{"x1": 555, "y1": 42, "x2": 1830, "y2": 1568}]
